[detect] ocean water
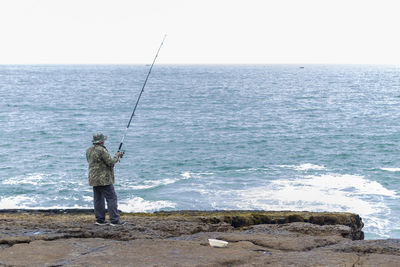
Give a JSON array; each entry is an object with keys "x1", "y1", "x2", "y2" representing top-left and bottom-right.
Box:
[{"x1": 0, "y1": 64, "x2": 399, "y2": 239}]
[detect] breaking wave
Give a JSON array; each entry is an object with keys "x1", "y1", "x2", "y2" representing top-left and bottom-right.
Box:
[
  {"x1": 118, "y1": 197, "x2": 176, "y2": 212},
  {"x1": 199, "y1": 173, "x2": 398, "y2": 238},
  {"x1": 278, "y1": 163, "x2": 326, "y2": 171},
  {"x1": 380, "y1": 168, "x2": 400, "y2": 172}
]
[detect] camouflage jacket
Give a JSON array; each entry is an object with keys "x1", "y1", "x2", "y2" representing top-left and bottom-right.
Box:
[{"x1": 86, "y1": 144, "x2": 119, "y2": 187}]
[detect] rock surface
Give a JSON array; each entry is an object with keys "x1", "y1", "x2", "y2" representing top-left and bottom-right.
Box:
[{"x1": 0, "y1": 210, "x2": 398, "y2": 266}]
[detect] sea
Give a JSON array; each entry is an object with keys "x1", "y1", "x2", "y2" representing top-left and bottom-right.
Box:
[{"x1": 0, "y1": 64, "x2": 399, "y2": 239}]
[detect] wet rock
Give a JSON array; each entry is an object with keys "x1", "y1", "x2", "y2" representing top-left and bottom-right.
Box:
[
  {"x1": 1, "y1": 237, "x2": 399, "y2": 267},
  {"x1": 322, "y1": 239, "x2": 400, "y2": 256}
]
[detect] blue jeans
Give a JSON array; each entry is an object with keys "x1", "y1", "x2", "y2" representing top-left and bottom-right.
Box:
[{"x1": 93, "y1": 184, "x2": 120, "y2": 224}]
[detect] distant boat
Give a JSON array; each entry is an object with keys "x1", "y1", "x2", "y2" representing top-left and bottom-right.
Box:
[{"x1": 299, "y1": 66, "x2": 305, "y2": 69}]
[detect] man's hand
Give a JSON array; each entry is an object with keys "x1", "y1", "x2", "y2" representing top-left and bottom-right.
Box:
[{"x1": 115, "y1": 152, "x2": 121, "y2": 158}]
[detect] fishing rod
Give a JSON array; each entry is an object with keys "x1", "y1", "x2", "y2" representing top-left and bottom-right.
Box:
[{"x1": 118, "y1": 35, "x2": 167, "y2": 157}]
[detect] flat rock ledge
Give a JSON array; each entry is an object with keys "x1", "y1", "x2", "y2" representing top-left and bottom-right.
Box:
[{"x1": 0, "y1": 210, "x2": 398, "y2": 266}]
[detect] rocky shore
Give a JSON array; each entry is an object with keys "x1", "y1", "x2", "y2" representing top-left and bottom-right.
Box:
[{"x1": 0, "y1": 210, "x2": 399, "y2": 266}]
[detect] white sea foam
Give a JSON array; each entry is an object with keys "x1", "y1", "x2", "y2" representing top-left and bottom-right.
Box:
[
  {"x1": 118, "y1": 196, "x2": 176, "y2": 212},
  {"x1": 278, "y1": 164, "x2": 326, "y2": 171},
  {"x1": 206, "y1": 173, "x2": 397, "y2": 237},
  {"x1": 2, "y1": 174, "x2": 50, "y2": 186},
  {"x1": 0, "y1": 194, "x2": 173, "y2": 213},
  {"x1": 181, "y1": 172, "x2": 191, "y2": 179},
  {"x1": 26, "y1": 204, "x2": 91, "y2": 210},
  {"x1": 127, "y1": 178, "x2": 177, "y2": 190},
  {"x1": 180, "y1": 171, "x2": 213, "y2": 179},
  {"x1": 301, "y1": 174, "x2": 397, "y2": 197},
  {"x1": 0, "y1": 196, "x2": 36, "y2": 209},
  {"x1": 0, "y1": 195, "x2": 91, "y2": 210},
  {"x1": 126, "y1": 171, "x2": 209, "y2": 190},
  {"x1": 234, "y1": 167, "x2": 270, "y2": 173},
  {"x1": 380, "y1": 168, "x2": 400, "y2": 172},
  {"x1": 83, "y1": 196, "x2": 93, "y2": 202}
]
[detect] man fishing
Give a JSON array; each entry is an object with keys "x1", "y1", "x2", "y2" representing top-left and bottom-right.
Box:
[
  {"x1": 86, "y1": 133, "x2": 125, "y2": 226},
  {"x1": 85, "y1": 36, "x2": 166, "y2": 226}
]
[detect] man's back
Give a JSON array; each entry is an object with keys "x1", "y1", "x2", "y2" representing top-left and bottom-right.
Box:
[{"x1": 86, "y1": 144, "x2": 118, "y2": 186}]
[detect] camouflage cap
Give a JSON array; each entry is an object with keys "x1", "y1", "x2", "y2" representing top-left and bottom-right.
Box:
[{"x1": 92, "y1": 133, "x2": 107, "y2": 144}]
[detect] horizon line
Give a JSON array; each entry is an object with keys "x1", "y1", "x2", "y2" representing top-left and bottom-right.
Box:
[{"x1": 1, "y1": 63, "x2": 400, "y2": 66}]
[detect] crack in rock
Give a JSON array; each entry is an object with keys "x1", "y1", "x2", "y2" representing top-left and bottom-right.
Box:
[{"x1": 49, "y1": 243, "x2": 112, "y2": 267}]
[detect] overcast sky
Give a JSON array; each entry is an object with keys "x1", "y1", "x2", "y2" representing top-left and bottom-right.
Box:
[{"x1": 1, "y1": 0, "x2": 400, "y2": 64}]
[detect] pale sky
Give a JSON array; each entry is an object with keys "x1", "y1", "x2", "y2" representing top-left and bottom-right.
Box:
[{"x1": 1, "y1": 0, "x2": 400, "y2": 64}]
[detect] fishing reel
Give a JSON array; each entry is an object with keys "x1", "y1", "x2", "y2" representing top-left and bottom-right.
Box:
[{"x1": 119, "y1": 150, "x2": 125, "y2": 159}]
